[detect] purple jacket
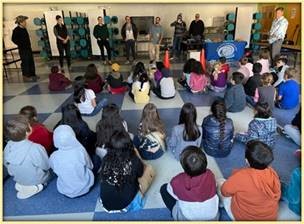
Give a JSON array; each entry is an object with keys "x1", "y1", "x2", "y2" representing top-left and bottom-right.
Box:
[
  {"x1": 211, "y1": 72, "x2": 227, "y2": 88},
  {"x1": 154, "y1": 70, "x2": 163, "y2": 86}
]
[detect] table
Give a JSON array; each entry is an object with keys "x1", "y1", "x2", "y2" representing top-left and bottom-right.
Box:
[{"x1": 204, "y1": 41, "x2": 247, "y2": 61}]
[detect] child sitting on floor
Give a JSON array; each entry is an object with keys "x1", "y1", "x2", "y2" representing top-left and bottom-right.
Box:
[
  {"x1": 130, "y1": 72, "x2": 150, "y2": 104},
  {"x1": 209, "y1": 62, "x2": 228, "y2": 92},
  {"x1": 73, "y1": 76, "x2": 108, "y2": 116},
  {"x1": 133, "y1": 103, "x2": 166, "y2": 160},
  {"x1": 276, "y1": 68, "x2": 300, "y2": 110},
  {"x1": 152, "y1": 67, "x2": 175, "y2": 99},
  {"x1": 224, "y1": 72, "x2": 246, "y2": 112},
  {"x1": 189, "y1": 61, "x2": 208, "y2": 93},
  {"x1": 107, "y1": 63, "x2": 128, "y2": 94},
  {"x1": 254, "y1": 73, "x2": 276, "y2": 110},
  {"x1": 19, "y1": 105, "x2": 54, "y2": 156},
  {"x1": 178, "y1": 58, "x2": 196, "y2": 88},
  {"x1": 218, "y1": 140, "x2": 281, "y2": 221},
  {"x1": 84, "y1": 63, "x2": 105, "y2": 94},
  {"x1": 50, "y1": 125, "x2": 96, "y2": 198},
  {"x1": 257, "y1": 49, "x2": 271, "y2": 75},
  {"x1": 154, "y1": 61, "x2": 165, "y2": 87},
  {"x1": 235, "y1": 102, "x2": 277, "y2": 147},
  {"x1": 167, "y1": 103, "x2": 202, "y2": 160},
  {"x1": 237, "y1": 57, "x2": 252, "y2": 84},
  {"x1": 160, "y1": 146, "x2": 219, "y2": 220},
  {"x1": 99, "y1": 131, "x2": 147, "y2": 212},
  {"x1": 4, "y1": 115, "x2": 51, "y2": 199},
  {"x1": 219, "y1": 56, "x2": 230, "y2": 76},
  {"x1": 272, "y1": 57, "x2": 289, "y2": 87},
  {"x1": 127, "y1": 62, "x2": 147, "y2": 86},
  {"x1": 48, "y1": 65, "x2": 71, "y2": 91}
]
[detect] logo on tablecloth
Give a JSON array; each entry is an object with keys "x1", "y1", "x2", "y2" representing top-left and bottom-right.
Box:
[{"x1": 216, "y1": 43, "x2": 237, "y2": 59}]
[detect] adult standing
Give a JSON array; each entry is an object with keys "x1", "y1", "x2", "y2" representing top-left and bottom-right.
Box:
[
  {"x1": 121, "y1": 16, "x2": 138, "y2": 64},
  {"x1": 189, "y1": 13, "x2": 205, "y2": 40},
  {"x1": 12, "y1": 15, "x2": 39, "y2": 82},
  {"x1": 53, "y1": 15, "x2": 71, "y2": 72},
  {"x1": 149, "y1": 17, "x2": 163, "y2": 63},
  {"x1": 93, "y1": 16, "x2": 112, "y2": 65},
  {"x1": 170, "y1": 13, "x2": 187, "y2": 60},
  {"x1": 268, "y1": 7, "x2": 289, "y2": 64}
]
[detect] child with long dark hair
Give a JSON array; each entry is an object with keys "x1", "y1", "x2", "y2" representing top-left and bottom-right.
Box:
[
  {"x1": 96, "y1": 103, "x2": 130, "y2": 159},
  {"x1": 55, "y1": 104, "x2": 97, "y2": 157},
  {"x1": 152, "y1": 67, "x2": 175, "y2": 99},
  {"x1": 254, "y1": 73, "x2": 276, "y2": 110},
  {"x1": 73, "y1": 76, "x2": 108, "y2": 116},
  {"x1": 84, "y1": 63, "x2": 105, "y2": 94},
  {"x1": 167, "y1": 103, "x2": 202, "y2": 160},
  {"x1": 129, "y1": 72, "x2": 150, "y2": 104},
  {"x1": 127, "y1": 61, "x2": 146, "y2": 86},
  {"x1": 19, "y1": 105, "x2": 54, "y2": 156},
  {"x1": 188, "y1": 61, "x2": 208, "y2": 93},
  {"x1": 133, "y1": 103, "x2": 166, "y2": 160},
  {"x1": 99, "y1": 131, "x2": 146, "y2": 212},
  {"x1": 178, "y1": 58, "x2": 196, "y2": 87},
  {"x1": 235, "y1": 102, "x2": 277, "y2": 147},
  {"x1": 201, "y1": 99, "x2": 234, "y2": 157},
  {"x1": 48, "y1": 65, "x2": 71, "y2": 91}
]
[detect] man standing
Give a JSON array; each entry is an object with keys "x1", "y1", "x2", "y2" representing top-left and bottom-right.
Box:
[
  {"x1": 12, "y1": 15, "x2": 39, "y2": 82},
  {"x1": 268, "y1": 7, "x2": 289, "y2": 64},
  {"x1": 170, "y1": 13, "x2": 187, "y2": 60},
  {"x1": 53, "y1": 15, "x2": 71, "y2": 72},
  {"x1": 189, "y1": 13, "x2": 205, "y2": 40},
  {"x1": 149, "y1": 17, "x2": 163, "y2": 64},
  {"x1": 93, "y1": 16, "x2": 112, "y2": 65},
  {"x1": 121, "y1": 16, "x2": 138, "y2": 64}
]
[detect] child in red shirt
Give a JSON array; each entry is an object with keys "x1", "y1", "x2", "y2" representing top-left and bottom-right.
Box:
[
  {"x1": 19, "y1": 106, "x2": 54, "y2": 156},
  {"x1": 48, "y1": 65, "x2": 71, "y2": 91},
  {"x1": 84, "y1": 64, "x2": 105, "y2": 94}
]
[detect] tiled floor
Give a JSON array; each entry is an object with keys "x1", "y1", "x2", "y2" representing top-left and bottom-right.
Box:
[{"x1": 3, "y1": 55, "x2": 301, "y2": 221}]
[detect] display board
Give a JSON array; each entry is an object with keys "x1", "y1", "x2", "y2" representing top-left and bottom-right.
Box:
[
  {"x1": 44, "y1": 10, "x2": 63, "y2": 56},
  {"x1": 87, "y1": 9, "x2": 104, "y2": 56}
]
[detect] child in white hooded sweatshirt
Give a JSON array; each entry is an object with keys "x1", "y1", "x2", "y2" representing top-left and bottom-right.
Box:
[{"x1": 50, "y1": 125, "x2": 95, "y2": 198}]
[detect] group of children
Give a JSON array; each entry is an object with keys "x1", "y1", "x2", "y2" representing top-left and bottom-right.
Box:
[{"x1": 3, "y1": 48, "x2": 301, "y2": 220}]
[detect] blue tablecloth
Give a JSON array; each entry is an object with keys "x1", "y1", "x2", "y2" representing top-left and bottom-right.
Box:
[{"x1": 205, "y1": 41, "x2": 247, "y2": 61}]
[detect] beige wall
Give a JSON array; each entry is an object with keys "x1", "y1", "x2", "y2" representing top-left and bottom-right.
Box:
[{"x1": 3, "y1": 3, "x2": 257, "y2": 51}]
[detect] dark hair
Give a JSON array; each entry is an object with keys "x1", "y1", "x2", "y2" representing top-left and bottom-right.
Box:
[
  {"x1": 240, "y1": 57, "x2": 248, "y2": 65},
  {"x1": 192, "y1": 61, "x2": 203, "y2": 74},
  {"x1": 51, "y1": 65, "x2": 59, "y2": 74},
  {"x1": 276, "y1": 57, "x2": 288, "y2": 65},
  {"x1": 276, "y1": 7, "x2": 284, "y2": 12},
  {"x1": 139, "y1": 72, "x2": 149, "y2": 90},
  {"x1": 19, "y1": 105, "x2": 38, "y2": 125},
  {"x1": 254, "y1": 102, "x2": 272, "y2": 119},
  {"x1": 73, "y1": 76, "x2": 87, "y2": 103},
  {"x1": 252, "y1": 62, "x2": 262, "y2": 74},
  {"x1": 56, "y1": 15, "x2": 61, "y2": 20},
  {"x1": 156, "y1": 61, "x2": 165, "y2": 71},
  {"x1": 100, "y1": 131, "x2": 137, "y2": 188},
  {"x1": 245, "y1": 140, "x2": 273, "y2": 170},
  {"x1": 96, "y1": 104, "x2": 126, "y2": 148},
  {"x1": 5, "y1": 115, "x2": 30, "y2": 141},
  {"x1": 84, "y1": 64, "x2": 98, "y2": 80},
  {"x1": 97, "y1": 16, "x2": 102, "y2": 20},
  {"x1": 180, "y1": 146, "x2": 207, "y2": 177},
  {"x1": 211, "y1": 99, "x2": 227, "y2": 144},
  {"x1": 259, "y1": 49, "x2": 270, "y2": 60},
  {"x1": 232, "y1": 72, "x2": 244, "y2": 84},
  {"x1": 183, "y1": 58, "x2": 196, "y2": 74},
  {"x1": 132, "y1": 62, "x2": 146, "y2": 81},
  {"x1": 179, "y1": 103, "x2": 201, "y2": 141},
  {"x1": 219, "y1": 56, "x2": 226, "y2": 64}
]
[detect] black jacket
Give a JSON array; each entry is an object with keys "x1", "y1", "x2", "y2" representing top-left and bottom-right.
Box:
[
  {"x1": 202, "y1": 115, "x2": 234, "y2": 157},
  {"x1": 189, "y1": 20, "x2": 205, "y2": 37},
  {"x1": 121, "y1": 23, "x2": 138, "y2": 40},
  {"x1": 12, "y1": 26, "x2": 31, "y2": 50},
  {"x1": 244, "y1": 73, "x2": 262, "y2": 96}
]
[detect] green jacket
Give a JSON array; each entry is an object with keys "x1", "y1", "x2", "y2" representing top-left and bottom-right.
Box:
[{"x1": 93, "y1": 24, "x2": 109, "y2": 40}]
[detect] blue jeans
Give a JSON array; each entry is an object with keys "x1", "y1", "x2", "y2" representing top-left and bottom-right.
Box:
[
  {"x1": 246, "y1": 95, "x2": 255, "y2": 107},
  {"x1": 91, "y1": 154, "x2": 101, "y2": 175},
  {"x1": 172, "y1": 36, "x2": 183, "y2": 57},
  {"x1": 82, "y1": 98, "x2": 108, "y2": 117},
  {"x1": 133, "y1": 135, "x2": 164, "y2": 160}
]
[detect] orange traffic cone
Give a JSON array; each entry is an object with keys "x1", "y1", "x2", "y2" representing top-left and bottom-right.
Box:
[
  {"x1": 200, "y1": 48, "x2": 206, "y2": 73},
  {"x1": 163, "y1": 49, "x2": 171, "y2": 69}
]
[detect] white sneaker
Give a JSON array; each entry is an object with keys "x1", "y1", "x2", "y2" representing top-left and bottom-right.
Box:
[{"x1": 16, "y1": 184, "x2": 44, "y2": 199}]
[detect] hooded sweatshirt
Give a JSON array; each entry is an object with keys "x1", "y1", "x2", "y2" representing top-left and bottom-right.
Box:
[
  {"x1": 50, "y1": 125, "x2": 94, "y2": 198},
  {"x1": 221, "y1": 167, "x2": 281, "y2": 221},
  {"x1": 167, "y1": 169, "x2": 219, "y2": 220},
  {"x1": 4, "y1": 139, "x2": 50, "y2": 185}
]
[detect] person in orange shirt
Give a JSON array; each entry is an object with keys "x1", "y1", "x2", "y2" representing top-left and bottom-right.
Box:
[{"x1": 217, "y1": 140, "x2": 281, "y2": 221}]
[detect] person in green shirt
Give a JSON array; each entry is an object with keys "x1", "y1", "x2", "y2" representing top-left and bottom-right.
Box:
[{"x1": 93, "y1": 16, "x2": 112, "y2": 65}]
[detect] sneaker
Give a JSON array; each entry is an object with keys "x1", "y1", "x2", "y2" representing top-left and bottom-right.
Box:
[
  {"x1": 125, "y1": 60, "x2": 130, "y2": 65},
  {"x1": 169, "y1": 57, "x2": 175, "y2": 60},
  {"x1": 276, "y1": 126, "x2": 284, "y2": 135},
  {"x1": 16, "y1": 184, "x2": 44, "y2": 199},
  {"x1": 108, "y1": 60, "x2": 112, "y2": 65}
]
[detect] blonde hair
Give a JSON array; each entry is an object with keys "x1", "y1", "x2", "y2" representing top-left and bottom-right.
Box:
[
  {"x1": 261, "y1": 73, "x2": 273, "y2": 86},
  {"x1": 139, "y1": 103, "x2": 165, "y2": 136},
  {"x1": 259, "y1": 49, "x2": 270, "y2": 60},
  {"x1": 284, "y1": 68, "x2": 297, "y2": 79}
]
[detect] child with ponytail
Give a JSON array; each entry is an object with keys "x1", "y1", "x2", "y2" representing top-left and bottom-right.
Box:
[
  {"x1": 129, "y1": 72, "x2": 150, "y2": 104},
  {"x1": 201, "y1": 99, "x2": 234, "y2": 157}
]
